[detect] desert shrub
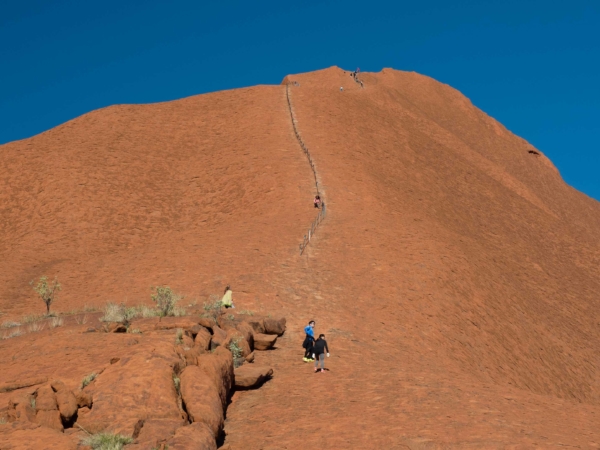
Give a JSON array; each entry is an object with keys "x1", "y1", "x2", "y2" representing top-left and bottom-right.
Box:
[
  {"x1": 75, "y1": 315, "x2": 88, "y2": 325},
  {"x1": 173, "y1": 305, "x2": 187, "y2": 317},
  {"x1": 2, "y1": 329, "x2": 22, "y2": 340},
  {"x1": 128, "y1": 328, "x2": 141, "y2": 334},
  {"x1": 81, "y1": 373, "x2": 97, "y2": 389},
  {"x1": 22, "y1": 314, "x2": 44, "y2": 324},
  {"x1": 100, "y1": 303, "x2": 125, "y2": 322},
  {"x1": 50, "y1": 317, "x2": 63, "y2": 328},
  {"x1": 151, "y1": 286, "x2": 183, "y2": 318},
  {"x1": 138, "y1": 305, "x2": 159, "y2": 318},
  {"x1": 30, "y1": 276, "x2": 61, "y2": 314},
  {"x1": 1, "y1": 321, "x2": 20, "y2": 329},
  {"x1": 28, "y1": 322, "x2": 45, "y2": 333},
  {"x1": 202, "y1": 294, "x2": 222, "y2": 325},
  {"x1": 229, "y1": 338, "x2": 244, "y2": 368},
  {"x1": 100, "y1": 303, "x2": 140, "y2": 323},
  {"x1": 172, "y1": 374, "x2": 180, "y2": 394},
  {"x1": 237, "y1": 309, "x2": 254, "y2": 316},
  {"x1": 0, "y1": 417, "x2": 6, "y2": 424},
  {"x1": 30, "y1": 397, "x2": 36, "y2": 409},
  {"x1": 175, "y1": 328, "x2": 183, "y2": 345},
  {"x1": 81, "y1": 432, "x2": 133, "y2": 450}
]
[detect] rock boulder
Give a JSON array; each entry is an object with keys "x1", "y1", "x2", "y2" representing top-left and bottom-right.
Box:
[
  {"x1": 165, "y1": 422, "x2": 217, "y2": 450},
  {"x1": 263, "y1": 317, "x2": 286, "y2": 336},
  {"x1": 253, "y1": 333, "x2": 277, "y2": 350},
  {"x1": 180, "y1": 365, "x2": 223, "y2": 438},
  {"x1": 196, "y1": 346, "x2": 234, "y2": 409},
  {"x1": 235, "y1": 322, "x2": 255, "y2": 350},
  {"x1": 234, "y1": 365, "x2": 273, "y2": 389},
  {"x1": 194, "y1": 326, "x2": 212, "y2": 351}
]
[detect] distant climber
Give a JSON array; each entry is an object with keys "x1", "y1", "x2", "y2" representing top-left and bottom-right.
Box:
[
  {"x1": 340, "y1": 86, "x2": 344, "y2": 92},
  {"x1": 313, "y1": 334, "x2": 330, "y2": 373},
  {"x1": 314, "y1": 195, "x2": 321, "y2": 209},
  {"x1": 221, "y1": 285, "x2": 234, "y2": 308},
  {"x1": 302, "y1": 320, "x2": 316, "y2": 362}
]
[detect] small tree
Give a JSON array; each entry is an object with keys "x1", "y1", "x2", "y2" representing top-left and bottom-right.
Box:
[
  {"x1": 31, "y1": 276, "x2": 61, "y2": 314},
  {"x1": 151, "y1": 286, "x2": 182, "y2": 318}
]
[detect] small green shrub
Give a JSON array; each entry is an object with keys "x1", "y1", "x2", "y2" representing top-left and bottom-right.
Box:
[
  {"x1": 229, "y1": 338, "x2": 244, "y2": 368},
  {"x1": 151, "y1": 286, "x2": 183, "y2": 318},
  {"x1": 1, "y1": 321, "x2": 20, "y2": 329},
  {"x1": 81, "y1": 432, "x2": 133, "y2": 450},
  {"x1": 237, "y1": 309, "x2": 254, "y2": 316},
  {"x1": 30, "y1": 276, "x2": 61, "y2": 314},
  {"x1": 0, "y1": 417, "x2": 7, "y2": 424},
  {"x1": 175, "y1": 328, "x2": 183, "y2": 345},
  {"x1": 50, "y1": 317, "x2": 63, "y2": 328},
  {"x1": 81, "y1": 373, "x2": 97, "y2": 389},
  {"x1": 30, "y1": 397, "x2": 36, "y2": 410}
]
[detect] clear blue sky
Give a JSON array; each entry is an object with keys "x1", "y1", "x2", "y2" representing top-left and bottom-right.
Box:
[{"x1": 2, "y1": 0, "x2": 599, "y2": 200}]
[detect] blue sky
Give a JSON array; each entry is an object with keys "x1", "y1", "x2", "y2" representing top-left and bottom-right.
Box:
[{"x1": 1, "y1": 0, "x2": 599, "y2": 200}]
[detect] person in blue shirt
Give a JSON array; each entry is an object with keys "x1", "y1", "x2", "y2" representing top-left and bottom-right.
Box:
[{"x1": 302, "y1": 320, "x2": 315, "y2": 362}]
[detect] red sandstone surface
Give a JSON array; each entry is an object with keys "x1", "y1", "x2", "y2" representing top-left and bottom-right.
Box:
[{"x1": 1, "y1": 67, "x2": 600, "y2": 448}]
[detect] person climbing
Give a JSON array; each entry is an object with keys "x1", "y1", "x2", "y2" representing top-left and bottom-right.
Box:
[
  {"x1": 221, "y1": 285, "x2": 234, "y2": 308},
  {"x1": 340, "y1": 86, "x2": 344, "y2": 92},
  {"x1": 314, "y1": 195, "x2": 321, "y2": 209},
  {"x1": 302, "y1": 320, "x2": 316, "y2": 362},
  {"x1": 312, "y1": 334, "x2": 330, "y2": 373}
]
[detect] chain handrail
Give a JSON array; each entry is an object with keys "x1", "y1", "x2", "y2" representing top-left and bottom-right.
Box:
[
  {"x1": 285, "y1": 83, "x2": 326, "y2": 255},
  {"x1": 352, "y1": 72, "x2": 364, "y2": 88}
]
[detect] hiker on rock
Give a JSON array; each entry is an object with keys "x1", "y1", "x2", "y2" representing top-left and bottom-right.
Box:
[
  {"x1": 221, "y1": 285, "x2": 234, "y2": 308},
  {"x1": 314, "y1": 195, "x2": 321, "y2": 209},
  {"x1": 313, "y1": 334, "x2": 330, "y2": 373},
  {"x1": 303, "y1": 320, "x2": 316, "y2": 362}
]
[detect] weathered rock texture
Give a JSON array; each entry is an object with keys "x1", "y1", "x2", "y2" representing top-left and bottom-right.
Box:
[
  {"x1": 253, "y1": 333, "x2": 277, "y2": 351},
  {"x1": 75, "y1": 338, "x2": 182, "y2": 435},
  {"x1": 234, "y1": 366, "x2": 273, "y2": 389},
  {"x1": 1, "y1": 66, "x2": 600, "y2": 447},
  {"x1": 180, "y1": 365, "x2": 224, "y2": 438}
]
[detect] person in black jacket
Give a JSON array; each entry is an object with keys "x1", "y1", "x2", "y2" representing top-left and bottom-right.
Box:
[
  {"x1": 302, "y1": 320, "x2": 316, "y2": 362},
  {"x1": 312, "y1": 334, "x2": 330, "y2": 373}
]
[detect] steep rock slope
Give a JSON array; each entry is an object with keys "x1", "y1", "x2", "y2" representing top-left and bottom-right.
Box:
[
  {"x1": 0, "y1": 86, "x2": 316, "y2": 316},
  {"x1": 1, "y1": 67, "x2": 599, "y2": 447},
  {"x1": 284, "y1": 67, "x2": 600, "y2": 403},
  {"x1": 224, "y1": 67, "x2": 600, "y2": 448}
]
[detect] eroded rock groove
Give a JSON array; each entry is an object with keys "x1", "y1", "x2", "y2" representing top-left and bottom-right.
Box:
[{"x1": 285, "y1": 83, "x2": 326, "y2": 255}]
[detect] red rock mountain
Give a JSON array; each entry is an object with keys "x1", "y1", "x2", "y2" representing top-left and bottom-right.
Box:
[{"x1": 1, "y1": 67, "x2": 600, "y2": 447}]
